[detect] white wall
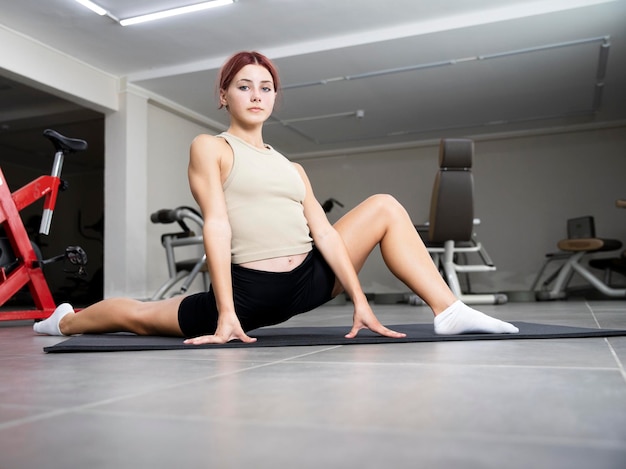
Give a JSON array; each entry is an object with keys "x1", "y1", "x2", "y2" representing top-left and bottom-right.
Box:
[
  {"x1": 138, "y1": 117, "x2": 626, "y2": 298},
  {"x1": 297, "y1": 124, "x2": 626, "y2": 295},
  {"x1": 145, "y1": 104, "x2": 211, "y2": 296},
  {"x1": 474, "y1": 127, "x2": 626, "y2": 290}
]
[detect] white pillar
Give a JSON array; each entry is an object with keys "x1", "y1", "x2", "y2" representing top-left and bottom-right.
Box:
[{"x1": 104, "y1": 89, "x2": 149, "y2": 298}]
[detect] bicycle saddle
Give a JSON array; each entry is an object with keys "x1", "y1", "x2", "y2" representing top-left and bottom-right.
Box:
[{"x1": 43, "y1": 129, "x2": 88, "y2": 153}]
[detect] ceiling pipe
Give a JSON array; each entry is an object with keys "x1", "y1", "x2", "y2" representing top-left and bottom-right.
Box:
[
  {"x1": 592, "y1": 39, "x2": 611, "y2": 111},
  {"x1": 282, "y1": 36, "x2": 611, "y2": 91},
  {"x1": 267, "y1": 110, "x2": 366, "y2": 144},
  {"x1": 268, "y1": 110, "x2": 363, "y2": 125}
]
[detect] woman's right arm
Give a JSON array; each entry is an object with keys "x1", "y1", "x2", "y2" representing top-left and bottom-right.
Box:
[{"x1": 184, "y1": 134, "x2": 256, "y2": 345}]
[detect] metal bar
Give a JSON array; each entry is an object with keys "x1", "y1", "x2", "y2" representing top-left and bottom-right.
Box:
[{"x1": 282, "y1": 36, "x2": 610, "y2": 90}]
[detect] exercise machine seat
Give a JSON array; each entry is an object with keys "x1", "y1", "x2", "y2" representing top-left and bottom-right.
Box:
[
  {"x1": 557, "y1": 237, "x2": 621, "y2": 252},
  {"x1": 417, "y1": 138, "x2": 506, "y2": 305},
  {"x1": 428, "y1": 139, "x2": 474, "y2": 243}
]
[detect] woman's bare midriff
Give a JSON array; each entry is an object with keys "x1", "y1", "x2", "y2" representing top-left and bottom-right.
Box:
[{"x1": 238, "y1": 252, "x2": 308, "y2": 272}]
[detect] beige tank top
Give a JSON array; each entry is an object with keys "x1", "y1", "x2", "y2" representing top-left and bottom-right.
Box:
[{"x1": 218, "y1": 132, "x2": 313, "y2": 264}]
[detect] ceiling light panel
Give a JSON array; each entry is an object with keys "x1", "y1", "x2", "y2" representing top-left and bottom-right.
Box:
[
  {"x1": 74, "y1": 0, "x2": 107, "y2": 16},
  {"x1": 74, "y1": 0, "x2": 234, "y2": 26},
  {"x1": 120, "y1": 0, "x2": 234, "y2": 26}
]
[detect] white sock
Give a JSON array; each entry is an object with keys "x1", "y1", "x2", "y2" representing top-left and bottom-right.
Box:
[
  {"x1": 33, "y1": 303, "x2": 75, "y2": 336},
  {"x1": 434, "y1": 300, "x2": 519, "y2": 335}
]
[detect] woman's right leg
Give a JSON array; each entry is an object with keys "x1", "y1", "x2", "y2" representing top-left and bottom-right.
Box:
[{"x1": 35, "y1": 296, "x2": 185, "y2": 337}]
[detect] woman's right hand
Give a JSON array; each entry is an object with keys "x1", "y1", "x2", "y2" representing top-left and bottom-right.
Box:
[{"x1": 183, "y1": 314, "x2": 257, "y2": 345}]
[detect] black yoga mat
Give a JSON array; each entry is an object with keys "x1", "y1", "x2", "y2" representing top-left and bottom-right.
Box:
[{"x1": 43, "y1": 321, "x2": 626, "y2": 353}]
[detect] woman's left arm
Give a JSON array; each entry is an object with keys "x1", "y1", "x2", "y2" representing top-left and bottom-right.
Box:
[{"x1": 293, "y1": 164, "x2": 406, "y2": 339}]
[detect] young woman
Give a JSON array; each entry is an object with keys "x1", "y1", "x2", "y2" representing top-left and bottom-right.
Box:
[{"x1": 34, "y1": 51, "x2": 518, "y2": 344}]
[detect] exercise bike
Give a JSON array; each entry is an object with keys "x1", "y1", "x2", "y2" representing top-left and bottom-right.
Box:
[{"x1": 0, "y1": 129, "x2": 88, "y2": 321}]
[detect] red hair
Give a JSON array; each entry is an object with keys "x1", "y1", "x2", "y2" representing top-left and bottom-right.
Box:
[{"x1": 217, "y1": 51, "x2": 281, "y2": 109}]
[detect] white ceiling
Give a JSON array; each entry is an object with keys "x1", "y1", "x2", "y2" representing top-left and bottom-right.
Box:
[{"x1": 1, "y1": 0, "x2": 625, "y2": 162}]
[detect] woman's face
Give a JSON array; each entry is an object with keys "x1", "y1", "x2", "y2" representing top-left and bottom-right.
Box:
[{"x1": 220, "y1": 64, "x2": 276, "y2": 125}]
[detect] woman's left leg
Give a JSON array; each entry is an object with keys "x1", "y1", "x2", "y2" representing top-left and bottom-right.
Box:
[
  {"x1": 332, "y1": 194, "x2": 518, "y2": 334},
  {"x1": 331, "y1": 194, "x2": 456, "y2": 314}
]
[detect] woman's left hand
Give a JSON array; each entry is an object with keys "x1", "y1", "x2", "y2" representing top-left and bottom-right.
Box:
[{"x1": 345, "y1": 302, "x2": 406, "y2": 339}]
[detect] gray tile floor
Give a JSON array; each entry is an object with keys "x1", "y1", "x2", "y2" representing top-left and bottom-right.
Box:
[{"x1": 1, "y1": 299, "x2": 626, "y2": 469}]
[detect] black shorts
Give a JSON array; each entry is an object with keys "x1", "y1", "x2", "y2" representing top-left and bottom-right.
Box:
[{"x1": 177, "y1": 248, "x2": 336, "y2": 338}]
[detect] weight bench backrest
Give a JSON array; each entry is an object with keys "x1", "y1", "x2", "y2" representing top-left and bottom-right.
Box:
[{"x1": 428, "y1": 138, "x2": 475, "y2": 243}]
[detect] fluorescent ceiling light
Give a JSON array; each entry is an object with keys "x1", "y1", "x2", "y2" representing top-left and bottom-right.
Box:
[
  {"x1": 120, "y1": 0, "x2": 234, "y2": 26},
  {"x1": 74, "y1": 0, "x2": 107, "y2": 16}
]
